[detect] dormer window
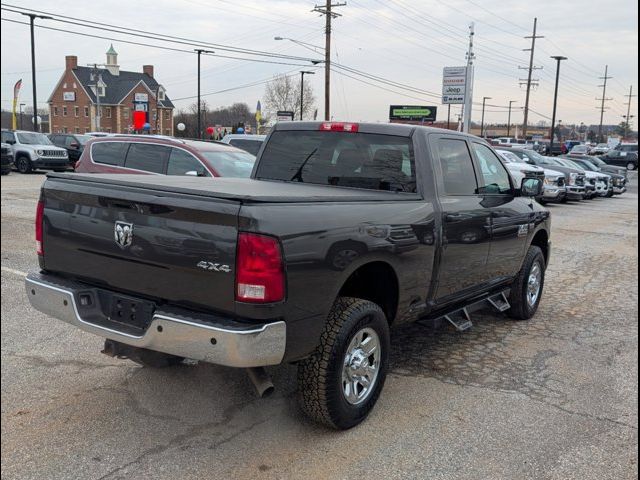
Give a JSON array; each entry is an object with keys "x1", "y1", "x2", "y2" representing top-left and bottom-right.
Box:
[
  {"x1": 157, "y1": 87, "x2": 165, "y2": 101},
  {"x1": 91, "y1": 81, "x2": 106, "y2": 97}
]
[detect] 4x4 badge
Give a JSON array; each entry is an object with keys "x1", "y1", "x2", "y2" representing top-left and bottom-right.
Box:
[{"x1": 114, "y1": 221, "x2": 134, "y2": 249}]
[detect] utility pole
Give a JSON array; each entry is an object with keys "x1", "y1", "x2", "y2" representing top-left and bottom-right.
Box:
[
  {"x1": 623, "y1": 85, "x2": 636, "y2": 140},
  {"x1": 447, "y1": 104, "x2": 451, "y2": 130},
  {"x1": 194, "y1": 49, "x2": 214, "y2": 139},
  {"x1": 313, "y1": 1, "x2": 346, "y2": 121},
  {"x1": 481, "y1": 97, "x2": 491, "y2": 137},
  {"x1": 300, "y1": 71, "x2": 315, "y2": 120},
  {"x1": 507, "y1": 100, "x2": 517, "y2": 138},
  {"x1": 519, "y1": 18, "x2": 544, "y2": 139},
  {"x1": 21, "y1": 13, "x2": 51, "y2": 132},
  {"x1": 549, "y1": 56, "x2": 567, "y2": 155},
  {"x1": 88, "y1": 63, "x2": 104, "y2": 132},
  {"x1": 596, "y1": 65, "x2": 613, "y2": 143},
  {"x1": 462, "y1": 22, "x2": 475, "y2": 134}
]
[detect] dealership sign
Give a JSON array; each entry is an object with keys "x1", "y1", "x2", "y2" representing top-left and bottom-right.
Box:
[
  {"x1": 276, "y1": 110, "x2": 294, "y2": 122},
  {"x1": 389, "y1": 105, "x2": 437, "y2": 122},
  {"x1": 442, "y1": 66, "x2": 467, "y2": 105}
]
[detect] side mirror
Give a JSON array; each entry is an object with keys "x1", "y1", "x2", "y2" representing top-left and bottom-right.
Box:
[
  {"x1": 520, "y1": 177, "x2": 543, "y2": 197},
  {"x1": 6, "y1": 140, "x2": 16, "y2": 145}
]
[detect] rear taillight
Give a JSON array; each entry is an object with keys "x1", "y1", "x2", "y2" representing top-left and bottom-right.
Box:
[
  {"x1": 236, "y1": 233, "x2": 285, "y2": 303},
  {"x1": 35, "y1": 200, "x2": 44, "y2": 255},
  {"x1": 319, "y1": 122, "x2": 359, "y2": 133}
]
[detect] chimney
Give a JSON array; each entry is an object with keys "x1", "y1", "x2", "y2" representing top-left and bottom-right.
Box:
[
  {"x1": 65, "y1": 55, "x2": 78, "y2": 70},
  {"x1": 143, "y1": 65, "x2": 154, "y2": 78}
]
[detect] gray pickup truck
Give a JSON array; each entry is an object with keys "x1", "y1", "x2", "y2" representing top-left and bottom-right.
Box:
[{"x1": 26, "y1": 122, "x2": 551, "y2": 429}]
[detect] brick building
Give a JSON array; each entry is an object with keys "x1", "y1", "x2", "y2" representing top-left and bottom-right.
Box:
[{"x1": 48, "y1": 45, "x2": 174, "y2": 135}]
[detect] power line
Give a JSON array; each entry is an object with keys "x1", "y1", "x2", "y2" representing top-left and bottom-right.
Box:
[
  {"x1": 0, "y1": 17, "x2": 316, "y2": 67},
  {"x1": 1, "y1": 5, "x2": 320, "y2": 63}
]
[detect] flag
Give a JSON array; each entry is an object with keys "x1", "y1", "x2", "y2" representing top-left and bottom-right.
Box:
[{"x1": 12, "y1": 79, "x2": 22, "y2": 130}]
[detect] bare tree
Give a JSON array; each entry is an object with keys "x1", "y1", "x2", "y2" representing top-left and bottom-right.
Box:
[{"x1": 263, "y1": 74, "x2": 316, "y2": 121}]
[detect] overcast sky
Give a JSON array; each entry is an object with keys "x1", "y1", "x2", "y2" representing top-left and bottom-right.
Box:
[{"x1": 1, "y1": 0, "x2": 637, "y2": 127}]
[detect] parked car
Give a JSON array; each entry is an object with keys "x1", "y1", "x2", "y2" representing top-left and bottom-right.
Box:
[
  {"x1": 600, "y1": 147, "x2": 638, "y2": 171},
  {"x1": 555, "y1": 157, "x2": 610, "y2": 198},
  {"x1": 75, "y1": 135, "x2": 256, "y2": 178},
  {"x1": 493, "y1": 137, "x2": 527, "y2": 147},
  {"x1": 591, "y1": 143, "x2": 610, "y2": 155},
  {"x1": 565, "y1": 156, "x2": 626, "y2": 196},
  {"x1": 581, "y1": 155, "x2": 628, "y2": 177},
  {"x1": 1, "y1": 129, "x2": 69, "y2": 173},
  {"x1": 220, "y1": 134, "x2": 266, "y2": 156},
  {"x1": 569, "y1": 144, "x2": 591, "y2": 156},
  {"x1": 508, "y1": 148, "x2": 586, "y2": 201},
  {"x1": 1, "y1": 142, "x2": 14, "y2": 175},
  {"x1": 48, "y1": 133, "x2": 93, "y2": 165},
  {"x1": 26, "y1": 121, "x2": 550, "y2": 429},
  {"x1": 496, "y1": 149, "x2": 565, "y2": 203}
]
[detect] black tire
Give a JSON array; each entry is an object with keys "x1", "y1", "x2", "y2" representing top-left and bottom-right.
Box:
[
  {"x1": 297, "y1": 297, "x2": 390, "y2": 429},
  {"x1": 627, "y1": 162, "x2": 637, "y2": 171},
  {"x1": 16, "y1": 156, "x2": 33, "y2": 174},
  {"x1": 127, "y1": 347, "x2": 184, "y2": 368},
  {"x1": 507, "y1": 245, "x2": 546, "y2": 320},
  {"x1": 606, "y1": 189, "x2": 614, "y2": 198}
]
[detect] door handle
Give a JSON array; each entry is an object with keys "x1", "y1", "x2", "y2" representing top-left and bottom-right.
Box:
[{"x1": 445, "y1": 213, "x2": 462, "y2": 222}]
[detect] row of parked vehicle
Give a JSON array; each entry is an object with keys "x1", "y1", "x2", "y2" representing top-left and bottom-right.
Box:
[
  {"x1": 0, "y1": 129, "x2": 267, "y2": 176},
  {"x1": 494, "y1": 147, "x2": 630, "y2": 204},
  {"x1": 0, "y1": 128, "x2": 631, "y2": 206}
]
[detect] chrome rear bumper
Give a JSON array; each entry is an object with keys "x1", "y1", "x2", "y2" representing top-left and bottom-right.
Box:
[{"x1": 25, "y1": 272, "x2": 286, "y2": 368}]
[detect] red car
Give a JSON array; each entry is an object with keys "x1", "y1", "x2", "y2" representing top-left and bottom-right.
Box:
[{"x1": 74, "y1": 135, "x2": 256, "y2": 177}]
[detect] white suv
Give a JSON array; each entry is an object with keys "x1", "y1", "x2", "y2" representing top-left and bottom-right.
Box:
[{"x1": 1, "y1": 130, "x2": 69, "y2": 174}]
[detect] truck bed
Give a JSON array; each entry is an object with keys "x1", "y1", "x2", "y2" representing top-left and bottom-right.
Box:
[{"x1": 46, "y1": 173, "x2": 421, "y2": 203}]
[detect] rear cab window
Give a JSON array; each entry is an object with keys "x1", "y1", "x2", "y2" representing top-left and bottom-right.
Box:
[
  {"x1": 256, "y1": 130, "x2": 417, "y2": 193},
  {"x1": 229, "y1": 139, "x2": 262, "y2": 156}
]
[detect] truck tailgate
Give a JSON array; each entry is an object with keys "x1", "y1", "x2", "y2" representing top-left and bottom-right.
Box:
[{"x1": 41, "y1": 176, "x2": 240, "y2": 315}]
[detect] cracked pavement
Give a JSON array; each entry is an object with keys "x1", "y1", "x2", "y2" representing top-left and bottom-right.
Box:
[{"x1": 2, "y1": 172, "x2": 638, "y2": 480}]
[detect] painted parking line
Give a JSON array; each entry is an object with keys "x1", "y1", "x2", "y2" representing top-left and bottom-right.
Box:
[{"x1": 1, "y1": 266, "x2": 28, "y2": 277}]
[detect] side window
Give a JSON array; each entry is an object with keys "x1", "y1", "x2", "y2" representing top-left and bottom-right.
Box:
[
  {"x1": 436, "y1": 138, "x2": 478, "y2": 195},
  {"x1": 125, "y1": 143, "x2": 171, "y2": 174},
  {"x1": 2, "y1": 131, "x2": 15, "y2": 143},
  {"x1": 167, "y1": 148, "x2": 210, "y2": 176},
  {"x1": 91, "y1": 142, "x2": 129, "y2": 166},
  {"x1": 49, "y1": 135, "x2": 59, "y2": 145},
  {"x1": 473, "y1": 143, "x2": 512, "y2": 195}
]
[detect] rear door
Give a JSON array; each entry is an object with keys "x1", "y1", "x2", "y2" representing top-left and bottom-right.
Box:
[
  {"x1": 471, "y1": 142, "x2": 531, "y2": 282},
  {"x1": 431, "y1": 135, "x2": 492, "y2": 300}
]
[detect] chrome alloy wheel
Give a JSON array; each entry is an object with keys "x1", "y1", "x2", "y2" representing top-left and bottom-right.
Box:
[
  {"x1": 527, "y1": 262, "x2": 542, "y2": 307},
  {"x1": 342, "y1": 326, "x2": 381, "y2": 405}
]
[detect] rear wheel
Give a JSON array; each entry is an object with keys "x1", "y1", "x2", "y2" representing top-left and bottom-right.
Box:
[
  {"x1": 627, "y1": 161, "x2": 637, "y2": 171},
  {"x1": 508, "y1": 246, "x2": 546, "y2": 320},
  {"x1": 297, "y1": 297, "x2": 390, "y2": 429},
  {"x1": 16, "y1": 156, "x2": 33, "y2": 174}
]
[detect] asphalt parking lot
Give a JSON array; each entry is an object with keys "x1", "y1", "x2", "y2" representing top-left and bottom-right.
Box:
[{"x1": 1, "y1": 172, "x2": 638, "y2": 480}]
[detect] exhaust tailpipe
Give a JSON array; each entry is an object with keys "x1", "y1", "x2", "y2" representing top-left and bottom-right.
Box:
[{"x1": 246, "y1": 367, "x2": 274, "y2": 398}]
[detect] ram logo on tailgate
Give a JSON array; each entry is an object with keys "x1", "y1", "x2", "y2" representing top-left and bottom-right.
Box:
[{"x1": 114, "y1": 221, "x2": 134, "y2": 249}]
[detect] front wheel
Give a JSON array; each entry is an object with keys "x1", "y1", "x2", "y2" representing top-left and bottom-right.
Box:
[
  {"x1": 297, "y1": 297, "x2": 390, "y2": 429},
  {"x1": 16, "y1": 156, "x2": 33, "y2": 174},
  {"x1": 507, "y1": 245, "x2": 546, "y2": 320},
  {"x1": 627, "y1": 162, "x2": 637, "y2": 171}
]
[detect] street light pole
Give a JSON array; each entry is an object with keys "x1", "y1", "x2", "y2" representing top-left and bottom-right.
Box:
[
  {"x1": 194, "y1": 49, "x2": 214, "y2": 139},
  {"x1": 21, "y1": 13, "x2": 51, "y2": 132},
  {"x1": 481, "y1": 97, "x2": 491, "y2": 138},
  {"x1": 300, "y1": 71, "x2": 315, "y2": 120},
  {"x1": 549, "y1": 56, "x2": 568, "y2": 155},
  {"x1": 507, "y1": 100, "x2": 517, "y2": 138}
]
